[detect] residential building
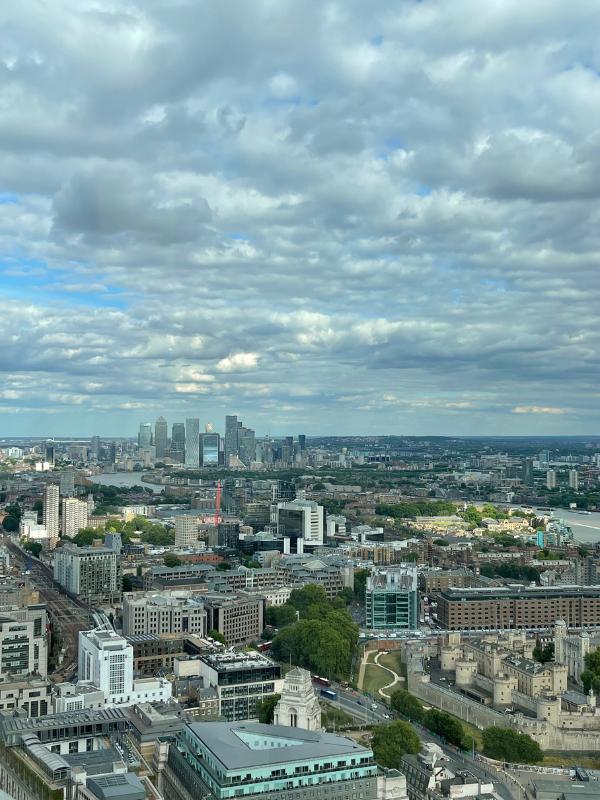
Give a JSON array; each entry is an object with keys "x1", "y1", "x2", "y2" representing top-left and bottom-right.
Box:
[
  {"x1": 42, "y1": 484, "x2": 59, "y2": 547},
  {"x1": 155, "y1": 416, "x2": 168, "y2": 459},
  {"x1": 238, "y1": 426, "x2": 256, "y2": 466},
  {"x1": 402, "y1": 743, "x2": 493, "y2": 800},
  {"x1": 569, "y1": 469, "x2": 579, "y2": 490},
  {"x1": 437, "y1": 585, "x2": 600, "y2": 630},
  {"x1": 61, "y1": 497, "x2": 88, "y2": 537},
  {"x1": 122, "y1": 591, "x2": 207, "y2": 637},
  {"x1": 163, "y1": 720, "x2": 378, "y2": 800},
  {"x1": 273, "y1": 667, "x2": 321, "y2": 730},
  {"x1": 53, "y1": 544, "x2": 121, "y2": 604},
  {"x1": 76, "y1": 627, "x2": 172, "y2": 708},
  {"x1": 275, "y1": 499, "x2": 325, "y2": 550},
  {"x1": 196, "y1": 651, "x2": 282, "y2": 721},
  {"x1": 546, "y1": 469, "x2": 557, "y2": 490},
  {"x1": 174, "y1": 515, "x2": 199, "y2": 547},
  {"x1": 365, "y1": 566, "x2": 419, "y2": 630},
  {"x1": 185, "y1": 418, "x2": 200, "y2": 469},
  {"x1": 0, "y1": 604, "x2": 48, "y2": 679}
]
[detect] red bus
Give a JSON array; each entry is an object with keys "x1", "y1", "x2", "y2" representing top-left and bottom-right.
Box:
[
  {"x1": 257, "y1": 642, "x2": 272, "y2": 652},
  {"x1": 312, "y1": 675, "x2": 331, "y2": 687}
]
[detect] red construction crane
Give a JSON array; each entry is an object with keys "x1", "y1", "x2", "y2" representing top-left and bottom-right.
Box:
[{"x1": 214, "y1": 480, "x2": 221, "y2": 526}]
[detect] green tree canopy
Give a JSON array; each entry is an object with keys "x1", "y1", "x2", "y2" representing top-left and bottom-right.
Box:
[
  {"x1": 208, "y1": 629, "x2": 227, "y2": 645},
  {"x1": 23, "y1": 540, "x2": 42, "y2": 558},
  {"x1": 532, "y1": 642, "x2": 554, "y2": 664},
  {"x1": 265, "y1": 604, "x2": 298, "y2": 629},
  {"x1": 581, "y1": 646, "x2": 600, "y2": 693},
  {"x1": 288, "y1": 585, "x2": 329, "y2": 616},
  {"x1": 163, "y1": 553, "x2": 182, "y2": 567},
  {"x1": 482, "y1": 728, "x2": 543, "y2": 764},
  {"x1": 2, "y1": 516, "x2": 19, "y2": 532},
  {"x1": 371, "y1": 721, "x2": 420, "y2": 768},
  {"x1": 390, "y1": 689, "x2": 424, "y2": 724},
  {"x1": 424, "y1": 709, "x2": 469, "y2": 748},
  {"x1": 256, "y1": 694, "x2": 281, "y2": 724}
]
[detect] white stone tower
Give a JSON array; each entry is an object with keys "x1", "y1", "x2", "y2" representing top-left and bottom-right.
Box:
[{"x1": 273, "y1": 667, "x2": 322, "y2": 730}]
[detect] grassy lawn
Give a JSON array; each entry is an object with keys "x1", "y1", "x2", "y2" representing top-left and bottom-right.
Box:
[
  {"x1": 362, "y1": 663, "x2": 393, "y2": 697},
  {"x1": 378, "y1": 650, "x2": 405, "y2": 677},
  {"x1": 542, "y1": 752, "x2": 600, "y2": 769}
]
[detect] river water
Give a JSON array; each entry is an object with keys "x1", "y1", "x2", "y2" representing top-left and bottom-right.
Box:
[
  {"x1": 87, "y1": 472, "x2": 163, "y2": 494},
  {"x1": 536, "y1": 507, "x2": 600, "y2": 544}
]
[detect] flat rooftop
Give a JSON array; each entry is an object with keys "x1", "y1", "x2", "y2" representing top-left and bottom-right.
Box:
[{"x1": 187, "y1": 721, "x2": 371, "y2": 771}]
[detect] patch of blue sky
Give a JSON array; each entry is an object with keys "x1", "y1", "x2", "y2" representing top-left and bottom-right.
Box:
[
  {"x1": 370, "y1": 34, "x2": 384, "y2": 47},
  {"x1": 227, "y1": 232, "x2": 251, "y2": 241},
  {"x1": 415, "y1": 185, "x2": 432, "y2": 197},
  {"x1": 0, "y1": 257, "x2": 126, "y2": 308},
  {"x1": 0, "y1": 193, "x2": 19, "y2": 204},
  {"x1": 480, "y1": 277, "x2": 511, "y2": 292}
]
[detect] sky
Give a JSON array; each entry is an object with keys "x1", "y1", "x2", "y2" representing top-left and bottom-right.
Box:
[{"x1": 1, "y1": 0, "x2": 600, "y2": 438}]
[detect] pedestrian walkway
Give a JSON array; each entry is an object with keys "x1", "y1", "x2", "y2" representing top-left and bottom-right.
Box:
[{"x1": 374, "y1": 651, "x2": 402, "y2": 698}]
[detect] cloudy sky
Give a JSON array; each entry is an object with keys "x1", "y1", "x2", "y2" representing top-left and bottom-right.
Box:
[{"x1": 1, "y1": 0, "x2": 599, "y2": 438}]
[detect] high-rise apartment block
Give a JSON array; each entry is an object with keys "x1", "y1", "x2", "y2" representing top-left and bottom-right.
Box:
[
  {"x1": 154, "y1": 416, "x2": 168, "y2": 459},
  {"x1": 61, "y1": 497, "x2": 88, "y2": 537},
  {"x1": 42, "y1": 484, "x2": 60, "y2": 546},
  {"x1": 54, "y1": 543, "x2": 121, "y2": 603},
  {"x1": 185, "y1": 418, "x2": 200, "y2": 468},
  {"x1": 365, "y1": 566, "x2": 419, "y2": 630},
  {"x1": 546, "y1": 469, "x2": 557, "y2": 490},
  {"x1": 174, "y1": 515, "x2": 199, "y2": 547},
  {"x1": 569, "y1": 469, "x2": 579, "y2": 490}
]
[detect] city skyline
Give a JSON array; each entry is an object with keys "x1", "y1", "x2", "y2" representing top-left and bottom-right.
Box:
[{"x1": 2, "y1": 2, "x2": 600, "y2": 437}]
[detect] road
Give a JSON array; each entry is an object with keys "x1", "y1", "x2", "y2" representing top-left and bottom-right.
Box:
[
  {"x1": 4, "y1": 538, "x2": 90, "y2": 682},
  {"x1": 322, "y1": 682, "x2": 518, "y2": 800}
]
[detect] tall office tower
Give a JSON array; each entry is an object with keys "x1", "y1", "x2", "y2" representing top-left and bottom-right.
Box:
[
  {"x1": 107, "y1": 441, "x2": 116, "y2": 464},
  {"x1": 521, "y1": 457, "x2": 534, "y2": 487},
  {"x1": 90, "y1": 435, "x2": 101, "y2": 460},
  {"x1": 185, "y1": 418, "x2": 200, "y2": 468},
  {"x1": 138, "y1": 422, "x2": 153, "y2": 448},
  {"x1": 200, "y1": 432, "x2": 220, "y2": 466},
  {"x1": 61, "y1": 497, "x2": 89, "y2": 537},
  {"x1": 546, "y1": 469, "x2": 557, "y2": 490},
  {"x1": 154, "y1": 416, "x2": 168, "y2": 459},
  {"x1": 42, "y1": 484, "x2": 59, "y2": 546},
  {"x1": 44, "y1": 440, "x2": 55, "y2": 465},
  {"x1": 238, "y1": 426, "x2": 256, "y2": 466},
  {"x1": 569, "y1": 469, "x2": 579, "y2": 490},
  {"x1": 174, "y1": 516, "x2": 199, "y2": 547},
  {"x1": 539, "y1": 449, "x2": 550, "y2": 466},
  {"x1": 276, "y1": 498, "x2": 324, "y2": 550},
  {"x1": 225, "y1": 415, "x2": 239, "y2": 465},
  {"x1": 365, "y1": 567, "x2": 419, "y2": 630},
  {"x1": 171, "y1": 422, "x2": 185, "y2": 458},
  {"x1": 298, "y1": 434, "x2": 306, "y2": 452},
  {"x1": 281, "y1": 437, "x2": 293, "y2": 465},
  {"x1": 58, "y1": 469, "x2": 75, "y2": 497}
]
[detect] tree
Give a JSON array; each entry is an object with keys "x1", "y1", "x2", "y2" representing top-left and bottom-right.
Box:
[
  {"x1": 353, "y1": 569, "x2": 369, "y2": 604},
  {"x1": 256, "y1": 694, "x2": 280, "y2": 724},
  {"x1": 208, "y1": 629, "x2": 227, "y2": 645},
  {"x1": 122, "y1": 575, "x2": 134, "y2": 592},
  {"x1": 433, "y1": 538, "x2": 449, "y2": 546},
  {"x1": 336, "y1": 587, "x2": 354, "y2": 605},
  {"x1": 2, "y1": 516, "x2": 19, "y2": 532},
  {"x1": 581, "y1": 646, "x2": 600, "y2": 693},
  {"x1": 482, "y1": 728, "x2": 543, "y2": 764},
  {"x1": 265, "y1": 604, "x2": 298, "y2": 629},
  {"x1": 23, "y1": 540, "x2": 42, "y2": 558},
  {"x1": 532, "y1": 642, "x2": 554, "y2": 664},
  {"x1": 462, "y1": 506, "x2": 483, "y2": 527},
  {"x1": 371, "y1": 721, "x2": 420, "y2": 768},
  {"x1": 163, "y1": 553, "x2": 182, "y2": 567},
  {"x1": 424, "y1": 709, "x2": 467, "y2": 748},
  {"x1": 217, "y1": 561, "x2": 232, "y2": 571},
  {"x1": 390, "y1": 689, "x2": 424, "y2": 724},
  {"x1": 289, "y1": 585, "x2": 329, "y2": 617}
]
